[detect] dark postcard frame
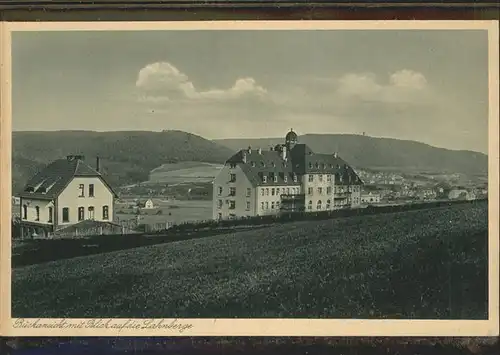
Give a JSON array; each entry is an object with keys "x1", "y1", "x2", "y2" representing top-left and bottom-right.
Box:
[{"x1": 1, "y1": 1, "x2": 499, "y2": 354}]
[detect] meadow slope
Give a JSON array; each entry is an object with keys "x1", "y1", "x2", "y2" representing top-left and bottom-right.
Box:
[{"x1": 12, "y1": 202, "x2": 488, "y2": 319}]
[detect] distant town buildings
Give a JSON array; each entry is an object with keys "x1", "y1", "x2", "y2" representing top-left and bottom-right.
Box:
[
  {"x1": 361, "y1": 192, "x2": 381, "y2": 204},
  {"x1": 212, "y1": 129, "x2": 364, "y2": 220},
  {"x1": 17, "y1": 155, "x2": 118, "y2": 238},
  {"x1": 448, "y1": 188, "x2": 477, "y2": 201},
  {"x1": 138, "y1": 199, "x2": 155, "y2": 209}
]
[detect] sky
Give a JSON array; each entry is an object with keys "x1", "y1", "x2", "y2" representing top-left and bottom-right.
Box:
[{"x1": 12, "y1": 29, "x2": 490, "y2": 153}]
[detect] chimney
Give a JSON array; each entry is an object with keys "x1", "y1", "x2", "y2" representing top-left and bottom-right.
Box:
[
  {"x1": 242, "y1": 152, "x2": 247, "y2": 163},
  {"x1": 96, "y1": 156, "x2": 100, "y2": 172},
  {"x1": 281, "y1": 145, "x2": 287, "y2": 160},
  {"x1": 248, "y1": 146, "x2": 252, "y2": 154},
  {"x1": 270, "y1": 146, "x2": 274, "y2": 151},
  {"x1": 258, "y1": 148, "x2": 262, "y2": 155},
  {"x1": 333, "y1": 152, "x2": 338, "y2": 158}
]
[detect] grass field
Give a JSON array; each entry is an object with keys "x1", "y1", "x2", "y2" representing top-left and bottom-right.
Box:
[
  {"x1": 12, "y1": 201, "x2": 488, "y2": 319},
  {"x1": 116, "y1": 200, "x2": 213, "y2": 226},
  {"x1": 148, "y1": 161, "x2": 223, "y2": 184}
]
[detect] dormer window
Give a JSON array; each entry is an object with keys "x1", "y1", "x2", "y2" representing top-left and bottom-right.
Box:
[
  {"x1": 263, "y1": 175, "x2": 268, "y2": 183},
  {"x1": 251, "y1": 161, "x2": 256, "y2": 167},
  {"x1": 315, "y1": 162, "x2": 319, "y2": 168},
  {"x1": 293, "y1": 174, "x2": 298, "y2": 183},
  {"x1": 272, "y1": 162, "x2": 276, "y2": 167},
  {"x1": 261, "y1": 161, "x2": 265, "y2": 167},
  {"x1": 308, "y1": 163, "x2": 313, "y2": 169},
  {"x1": 284, "y1": 175, "x2": 288, "y2": 183},
  {"x1": 229, "y1": 163, "x2": 237, "y2": 169},
  {"x1": 273, "y1": 174, "x2": 278, "y2": 183}
]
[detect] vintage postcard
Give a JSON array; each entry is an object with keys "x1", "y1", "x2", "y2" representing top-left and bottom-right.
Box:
[{"x1": 0, "y1": 20, "x2": 498, "y2": 337}]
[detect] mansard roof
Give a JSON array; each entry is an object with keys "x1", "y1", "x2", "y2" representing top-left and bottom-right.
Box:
[{"x1": 225, "y1": 143, "x2": 363, "y2": 187}]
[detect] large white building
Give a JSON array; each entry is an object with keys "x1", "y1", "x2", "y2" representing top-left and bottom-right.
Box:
[
  {"x1": 18, "y1": 155, "x2": 118, "y2": 238},
  {"x1": 212, "y1": 130, "x2": 364, "y2": 220}
]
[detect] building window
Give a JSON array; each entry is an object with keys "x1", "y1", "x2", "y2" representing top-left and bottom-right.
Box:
[
  {"x1": 265, "y1": 201, "x2": 269, "y2": 210},
  {"x1": 263, "y1": 175, "x2": 268, "y2": 183},
  {"x1": 308, "y1": 200, "x2": 313, "y2": 210},
  {"x1": 217, "y1": 186, "x2": 223, "y2": 196},
  {"x1": 229, "y1": 163, "x2": 237, "y2": 169},
  {"x1": 218, "y1": 213, "x2": 222, "y2": 220},
  {"x1": 318, "y1": 187, "x2": 323, "y2": 195},
  {"x1": 251, "y1": 162, "x2": 256, "y2": 167},
  {"x1": 35, "y1": 206, "x2": 40, "y2": 221},
  {"x1": 22, "y1": 204, "x2": 27, "y2": 219},
  {"x1": 317, "y1": 200, "x2": 322, "y2": 210},
  {"x1": 271, "y1": 188, "x2": 275, "y2": 196},
  {"x1": 88, "y1": 206, "x2": 95, "y2": 220},
  {"x1": 319, "y1": 174, "x2": 323, "y2": 182},
  {"x1": 308, "y1": 187, "x2": 313, "y2": 195},
  {"x1": 286, "y1": 187, "x2": 290, "y2": 194},
  {"x1": 327, "y1": 175, "x2": 331, "y2": 182},
  {"x1": 276, "y1": 188, "x2": 280, "y2": 195},
  {"x1": 246, "y1": 188, "x2": 251, "y2": 197},
  {"x1": 266, "y1": 188, "x2": 270, "y2": 196},
  {"x1": 229, "y1": 201, "x2": 236, "y2": 209},
  {"x1": 78, "y1": 207, "x2": 85, "y2": 221},
  {"x1": 217, "y1": 200, "x2": 223, "y2": 209},
  {"x1": 261, "y1": 188, "x2": 265, "y2": 196},
  {"x1": 246, "y1": 201, "x2": 251, "y2": 210},
  {"x1": 230, "y1": 174, "x2": 236, "y2": 182},
  {"x1": 102, "y1": 205, "x2": 109, "y2": 220},
  {"x1": 271, "y1": 201, "x2": 275, "y2": 209},
  {"x1": 284, "y1": 175, "x2": 288, "y2": 183},
  {"x1": 326, "y1": 200, "x2": 331, "y2": 209},
  {"x1": 48, "y1": 207, "x2": 53, "y2": 223},
  {"x1": 89, "y1": 184, "x2": 95, "y2": 197},
  {"x1": 78, "y1": 184, "x2": 85, "y2": 197},
  {"x1": 327, "y1": 187, "x2": 332, "y2": 194},
  {"x1": 308, "y1": 174, "x2": 314, "y2": 182},
  {"x1": 261, "y1": 202, "x2": 265, "y2": 210},
  {"x1": 229, "y1": 187, "x2": 236, "y2": 196},
  {"x1": 276, "y1": 201, "x2": 280, "y2": 210},
  {"x1": 62, "y1": 207, "x2": 70, "y2": 222}
]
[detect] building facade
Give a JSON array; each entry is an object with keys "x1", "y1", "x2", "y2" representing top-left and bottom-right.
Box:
[
  {"x1": 212, "y1": 130, "x2": 363, "y2": 220},
  {"x1": 18, "y1": 155, "x2": 118, "y2": 238},
  {"x1": 360, "y1": 192, "x2": 381, "y2": 204}
]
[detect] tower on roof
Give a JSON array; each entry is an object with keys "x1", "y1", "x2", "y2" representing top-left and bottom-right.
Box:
[{"x1": 285, "y1": 128, "x2": 298, "y2": 150}]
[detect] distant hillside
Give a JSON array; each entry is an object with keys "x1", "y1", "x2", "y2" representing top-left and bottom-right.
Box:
[
  {"x1": 149, "y1": 161, "x2": 223, "y2": 184},
  {"x1": 12, "y1": 130, "x2": 233, "y2": 193},
  {"x1": 215, "y1": 134, "x2": 488, "y2": 175}
]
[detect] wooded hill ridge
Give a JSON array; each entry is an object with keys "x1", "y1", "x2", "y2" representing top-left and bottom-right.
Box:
[{"x1": 12, "y1": 130, "x2": 487, "y2": 193}]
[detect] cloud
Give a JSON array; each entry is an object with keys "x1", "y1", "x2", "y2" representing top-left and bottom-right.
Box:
[
  {"x1": 136, "y1": 62, "x2": 267, "y2": 102},
  {"x1": 335, "y1": 69, "x2": 430, "y2": 104}
]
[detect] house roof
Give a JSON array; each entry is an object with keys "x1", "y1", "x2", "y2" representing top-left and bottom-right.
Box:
[
  {"x1": 19, "y1": 156, "x2": 118, "y2": 200},
  {"x1": 225, "y1": 143, "x2": 363, "y2": 187}
]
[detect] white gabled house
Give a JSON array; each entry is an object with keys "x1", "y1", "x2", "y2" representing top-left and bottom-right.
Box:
[{"x1": 18, "y1": 155, "x2": 118, "y2": 238}]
